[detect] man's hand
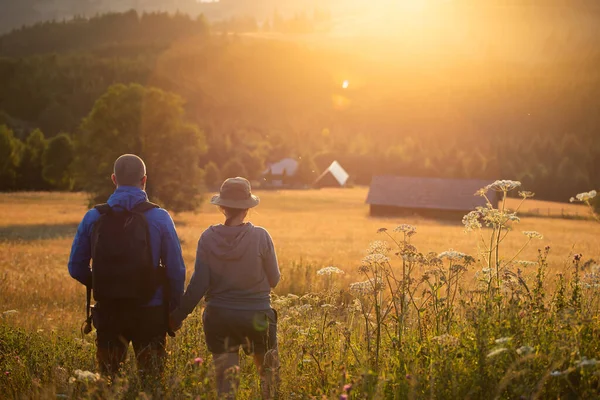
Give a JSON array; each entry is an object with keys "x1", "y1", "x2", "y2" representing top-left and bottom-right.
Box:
[{"x1": 169, "y1": 313, "x2": 183, "y2": 332}]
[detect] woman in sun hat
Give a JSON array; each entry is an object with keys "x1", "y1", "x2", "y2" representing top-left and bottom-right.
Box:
[{"x1": 170, "y1": 177, "x2": 280, "y2": 399}]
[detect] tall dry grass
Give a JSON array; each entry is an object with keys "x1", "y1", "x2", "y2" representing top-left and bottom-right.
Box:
[{"x1": 1, "y1": 187, "x2": 599, "y2": 399}]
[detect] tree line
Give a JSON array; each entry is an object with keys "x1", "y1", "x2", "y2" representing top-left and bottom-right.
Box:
[
  {"x1": 0, "y1": 10, "x2": 599, "y2": 209},
  {"x1": 0, "y1": 127, "x2": 74, "y2": 191}
]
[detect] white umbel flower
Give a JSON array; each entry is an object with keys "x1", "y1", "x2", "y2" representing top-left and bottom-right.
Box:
[
  {"x1": 361, "y1": 254, "x2": 390, "y2": 265},
  {"x1": 485, "y1": 180, "x2": 522, "y2": 192},
  {"x1": 393, "y1": 224, "x2": 417, "y2": 235},
  {"x1": 523, "y1": 231, "x2": 543, "y2": 240},
  {"x1": 317, "y1": 266, "x2": 345, "y2": 276},
  {"x1": 438, "y1": 250, "x2": 468, "y2": 261},
  {"x1": 570, "y1": 190, "x2": 597, "y2": 203}
]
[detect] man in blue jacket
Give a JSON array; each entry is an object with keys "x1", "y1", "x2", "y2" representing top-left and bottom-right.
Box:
[{"x1": 68, "y1": 154, "x2": 186, "y2": 380}]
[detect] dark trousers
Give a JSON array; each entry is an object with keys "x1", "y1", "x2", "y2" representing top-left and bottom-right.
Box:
[
  {"x1": 202, "y1": 306, "x2": 278, "y2": 355},
  {"x1": 91, "y1": 303, "x2": 167, "y2": 380}
]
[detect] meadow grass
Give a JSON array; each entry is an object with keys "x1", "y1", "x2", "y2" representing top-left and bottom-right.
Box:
[{"x1": 1, "y1": 188, "x2": 599, "y2": 399}]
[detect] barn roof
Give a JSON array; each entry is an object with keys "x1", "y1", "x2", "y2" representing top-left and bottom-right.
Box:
[
  {"x1": 264, "y1": 158, "x2": 299, "y2": 176},
  {"x1": 315, "y1": 161, "x2": 349, "y2": 186},
  {"x1": 366, "y1": 176, "x2": 497, "y2": 211}
]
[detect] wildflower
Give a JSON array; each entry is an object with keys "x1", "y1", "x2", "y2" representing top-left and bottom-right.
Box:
[
  {"x1": 73, "y1": 369, "x2": 100, "y2": 383},
  {"x1": 402, "y1": 254, "x2": 421, "y2": 263},
  {"x1": 343, "y1": 383, "x2": 352, "y2": 393},
  {"x1": 550, "y1": 370, "x2": 563, "y2": 377},
  {"x1": 505, "y1": 213, "x2": 520, "y2": 223},
  {"x1": 340, "y1": 395, "x2": 348, "y2": 400},
  {"x1": 367, "y1": 241, "x2": 391, "y2": 255},
  {"x1": 438, "y1": 250, "x2": 468, "y2": 261},
  {"x1": 349, "y1": 278, "x2": 383, "y2": 294},
  {"x1": 317, "y1": 266, "x2": 345, "y2": 276},
  {"x1": 570, "y1": 190, "x2": 597, "y2": 203},
  {"x1": 348, "y1": 299, "x2": 362, "y2": 312},
  {"x1": 487, "y1": 348, "x2": 508, "y2": 358},
  {"x1": 4, "y1": 371, "x2": 9, "y2": 376},
  {"x1": 523, "y1": 231, "x2": 543, "y2": 240},
  {"x1": 516, "y1": 345, "x2": 534, "y2": 355},
  {"x1": 393, "y1": 224, "x2": 417, "y2": 236},
  {"x1": 462, "y1": 210, "x2": 482, "y2": 232},
  {"x1": 519, "y1": 191, "x2": 535, "y2": 199},
  {"x1": 485, "y1": 180, "x2": 522, "y2": 192},
  {"x1": 349, "y1": 280, "x2": 370, "y2": 294},
  {"x1": 475, "y1": 187, "x2": 489, "y2": 196},
  {"x1": 514, "y1": 260, "x2": 537, "y2": 268},
  {"x1": 194, "y1": 357, "x2": 204, "y2": 365},
  {"x1": 476, "y1": 206, "x2": 520, "y2": 226},
  {"x1": 361, "y1": 254, "x2": 390, "y2": 265},
  {"x1": 405, "y1": 374, "x2": 412, "y2": 380}
]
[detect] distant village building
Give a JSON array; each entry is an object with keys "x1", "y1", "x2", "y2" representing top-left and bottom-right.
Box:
[
  {"x1": 366, "y1": 176, "x2": 498, "y2": 219},
  {"x1": 262, "y1": 158, "x2": 299, "y2": 188},
  {"x1": 314, "y1": 161, "x2": 349, "y2": 188}
]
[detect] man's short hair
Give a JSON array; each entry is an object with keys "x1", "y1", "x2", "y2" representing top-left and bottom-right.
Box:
[{"x1": 114, "y1": 154, "x2": 146, "y2": 186}]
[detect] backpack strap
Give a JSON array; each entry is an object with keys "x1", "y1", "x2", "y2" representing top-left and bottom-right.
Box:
[
  {"x1": 132, "y1": 201, "x2": 160, "y2": 214},
  {"x1": 131, "y1": 201, "x2": 174, "y2": 336},
  {"x1": 94, "y1": 203, "x2": 113, "y2": 215},
  {"x1": 84, "y1": 204, "x2": 111, "y2": 335}
]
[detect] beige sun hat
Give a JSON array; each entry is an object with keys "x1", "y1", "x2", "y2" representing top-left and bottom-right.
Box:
[{"x1": 210, "y1": 177, "x2": 260, "y2": 209}]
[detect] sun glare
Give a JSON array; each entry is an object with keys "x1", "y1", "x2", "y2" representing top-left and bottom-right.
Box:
[{"x1": 342, "y1": 80, "x2": 350, "y2": 89}]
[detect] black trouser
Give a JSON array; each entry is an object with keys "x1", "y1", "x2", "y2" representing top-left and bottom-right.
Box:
[
  {"x1": 202, "y1": 306, "x2": 278, "y2": 355},
  {"x1": 91, "y1": 303, "x2": 167, "y2": 380}
]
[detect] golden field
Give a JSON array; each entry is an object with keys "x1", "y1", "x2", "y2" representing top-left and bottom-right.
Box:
[{"x1": 0, "y1": 188, "x2": 597, "y2": 333}]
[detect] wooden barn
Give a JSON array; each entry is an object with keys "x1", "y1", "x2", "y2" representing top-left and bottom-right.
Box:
[
  {"x1": 366, "y1": 176, "x2": 498, "y2": 219},
  {"x1": 314, "y1": 161, "x2": 349, "y2": 188}
]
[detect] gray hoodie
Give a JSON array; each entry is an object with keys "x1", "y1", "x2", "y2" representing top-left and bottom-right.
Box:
[{"x1": 171, "y1": 223, "x2": 280, "y2": 323}]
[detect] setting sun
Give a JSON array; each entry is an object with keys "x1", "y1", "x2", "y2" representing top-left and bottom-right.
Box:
[{"x1": 342, "y1": 80, "x2": 349, "y2": 89}]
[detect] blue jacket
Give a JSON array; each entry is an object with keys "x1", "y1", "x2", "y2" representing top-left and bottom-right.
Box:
[{"x1": 68, "y1": 186, "x2": 186, "y2": 309}]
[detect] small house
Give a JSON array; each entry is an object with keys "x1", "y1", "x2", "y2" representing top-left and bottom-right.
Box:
[
  {"x1": 366, "y1": 176, "x2": 498, "y2": 219},
  {"x1": 262, "y1": 158, "x2": 299, "y2": 188},
  {"x1": 314, "y1": 161, "x2": 349, "y2": 188}
]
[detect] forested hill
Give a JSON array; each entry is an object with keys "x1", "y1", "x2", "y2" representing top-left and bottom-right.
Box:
[
  {"x1": 0, "y1": 9, "x2": 599, "y2": 203},
  {"x1": 0, "y1": 0, "x2": 324, "y2": 34},
  {"x1": 3, "y1": 0, "x2": 600, "y2": 35}
]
